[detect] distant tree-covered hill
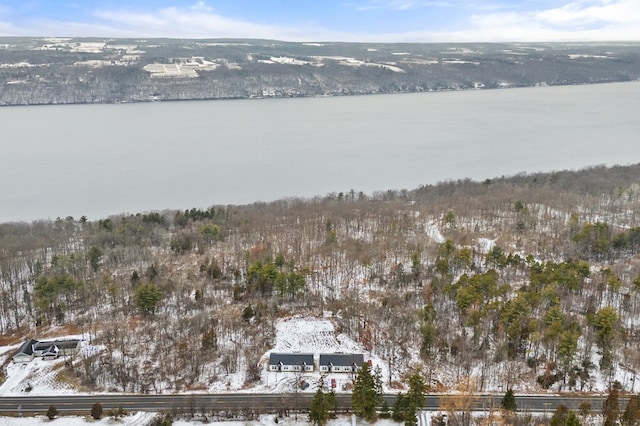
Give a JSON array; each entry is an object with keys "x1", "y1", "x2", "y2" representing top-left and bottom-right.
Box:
[{"x1": 1, "y1": 38, "x2": 639, "y2": 105}]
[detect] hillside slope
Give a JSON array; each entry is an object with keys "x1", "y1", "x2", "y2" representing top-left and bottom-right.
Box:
[
  {"x1": 2, "y1": 164, "x2": 640, "y2": 399},
  {"x1": 1, "y1": 38, "x2": 639, "y2": 105}
]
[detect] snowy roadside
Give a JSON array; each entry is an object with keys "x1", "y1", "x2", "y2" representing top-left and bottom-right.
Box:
[
  {"x1": 0, "y1": 411, "x2": 156, "y2": 426},
  {"x1": 0, "y1": 412, "x2": 606, "y2": 426}
]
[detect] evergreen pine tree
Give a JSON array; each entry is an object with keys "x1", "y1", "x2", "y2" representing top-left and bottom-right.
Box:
[
  {"x1": 352, "y1": 363, "x2": 382, "y2": 422},
  {"x1": 380, "y1": 400, "x2": 391, "y2": 419},
  {"x1": 309, "y1": 377, "x2": 336, "y2": 426},
  {"x1": 374, "y1": 365, "x2": 384, "y2": 398},
  {"x1": 603, "y1": 388, "x2": 620, "y2": 426},
  {"x1": 326, "y1": 389, "x2": 337, "y2": 416},
  {"x1": 309, "y1": 387, "x2": 328, "y2": 426},
  {"x1": 501, "y1": 388, "x2": 517, "y2": 412},
  {"x1": 405, "y1": 371, "x2": 427, "y2": 426},
  {"x1": 566, "y1": 411, "x2": 582, "y2": 426},
  {"x1": 392, "y1": 393, "x2": 408, "y2": 422},
  {"x1": 623, "y1": 394, "x2": 640, "y2": 426}
]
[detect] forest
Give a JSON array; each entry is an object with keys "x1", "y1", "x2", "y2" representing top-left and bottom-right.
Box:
[{"x1": 2, "y1": 163, "x2": 640, "y2": 410}]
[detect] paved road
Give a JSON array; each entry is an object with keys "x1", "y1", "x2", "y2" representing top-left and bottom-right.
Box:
[{"x1": 0, "y1": 393, "x2": 615, "y2": 416}]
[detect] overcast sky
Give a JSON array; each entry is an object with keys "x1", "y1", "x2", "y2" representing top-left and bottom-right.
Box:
[{"x1": 1, "y1": 0, "x2": 639, "y2": 42}]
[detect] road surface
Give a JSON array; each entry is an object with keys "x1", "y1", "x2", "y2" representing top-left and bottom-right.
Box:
[{"x1": 0, "y1": 393, "x2": 615, "y2": 416}]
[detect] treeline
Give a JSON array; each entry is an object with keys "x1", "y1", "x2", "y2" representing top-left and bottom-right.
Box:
[{"x1": 1, "y1": 164, "x2": 640, "y2": 395}]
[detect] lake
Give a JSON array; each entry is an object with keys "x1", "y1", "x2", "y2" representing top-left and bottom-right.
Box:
[{"x1": 1, "y1": 81, "x2": 639, "y2": 223}]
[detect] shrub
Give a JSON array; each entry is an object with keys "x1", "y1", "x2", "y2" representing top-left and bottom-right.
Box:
[
  {"x1": 46, "y1": 405, "x2": 58, "y2": 420},
  {"x1": 91, "y1": 402, "x2": 103, "y2": 419}
]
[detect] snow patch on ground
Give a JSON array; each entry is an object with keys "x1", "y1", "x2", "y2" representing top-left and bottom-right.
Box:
[
  {"x1": 257, "y1": 317, "x2": 389, "y2": 394},
  {"x1": 476, "y1": 237, "x2": 496, "y2": 252},
  {"x1": 273, "y1": 317, "x2": 359, "y2": 353},
  {"x1": 1, "y1": 358, "x2": 72, "y2": 396},
  {"x1": 0, "y1": 336, "x2": 101, "y2": 397},
  {"x1": 0, "y1": 411, "x2": 156, "y2": 425},
  {"x1": 175, "y1": 415, "x2": 394, "y2": 426},
  {"x1": 268, "y1": 56, "x2": 319, "y2": 66},
  {"x1": 425, "y1": 221, "x2": 445, "y2": 243},
  {"x1": 310, "y1": 56, "x2": 405, "y2": 73}
]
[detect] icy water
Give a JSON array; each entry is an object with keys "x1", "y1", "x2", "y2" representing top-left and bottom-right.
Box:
[{"x1": 1, "y1": 81, "x2": 639, "y2": 222}]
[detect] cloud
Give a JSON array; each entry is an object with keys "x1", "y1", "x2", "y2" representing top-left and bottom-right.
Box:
[
  {"x1": 347, "y1": 0, "x2": 454, "y2": 12},
  {"x1": 190, "y1": 1, "x2": 212, "y2": 12},
  {"x1": 0, "y1": 0, "x2": 638, "y2": 42},
  {"x1": 88, "y1": 4, "x2": 332, "y2": 40},
  {"x1": 0, "y1": 3, "x2": 309, "y2": 40},
  {"x1": 330, "y1": 1, "x2": 640, "y2": 42},
  {"x1": 463, "y1": 0, "x2": 640, "y2": 41},
  {"x1": 534, "y1": 0, "x2": 640, "y2": 27}
]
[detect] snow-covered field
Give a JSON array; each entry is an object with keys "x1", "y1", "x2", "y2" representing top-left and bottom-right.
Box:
[{"x1": 0, "y1": 412, "x2": 156, "y2": 425}]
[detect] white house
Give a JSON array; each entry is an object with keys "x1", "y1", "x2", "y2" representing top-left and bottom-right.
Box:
[
  {"x1": 268, "y1": 353, "x2": 314, "y2": 372},
  {"x1": 12, "y1": 338, "x2": 81, "y2": 363},
  {"x1": 318, "y1": 353, "x2": 365, "y2": 373},
  {"x1": 11, "y1": 339, "x2": 38, "y2": 363}
]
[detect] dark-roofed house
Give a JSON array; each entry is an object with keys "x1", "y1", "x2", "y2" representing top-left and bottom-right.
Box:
[
  {"x1": 12, "y1": 338, "x2": 81, "y2": 363},
  {"x1": 11, "y1": 339, "x2": 39, "y2": 363},
  {"x1": 269, "y1": 353, "x2": 315, "y2": 372},
  {"x1": 33, "y1": 341, "x2": 58, "y2": 360},
  {"x1": 56, "y1": 339, "x2": 82, "y2": 357},
  {"x1": 319, "y1": 353, "x2": 365, "y2": 373}
]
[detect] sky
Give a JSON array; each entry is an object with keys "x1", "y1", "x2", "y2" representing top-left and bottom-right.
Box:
[{"x1": 0, "y1": 0, "x2": 639, "y2": 42}]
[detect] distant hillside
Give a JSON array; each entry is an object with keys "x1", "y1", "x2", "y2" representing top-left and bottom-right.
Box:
[{"x1": 1, "y1": 38, "x2": 640, "y2": 105}]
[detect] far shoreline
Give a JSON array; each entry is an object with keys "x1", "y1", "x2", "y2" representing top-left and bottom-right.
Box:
[{"x1": 1, "y1": 78, "x2": 639, "y2": 109}]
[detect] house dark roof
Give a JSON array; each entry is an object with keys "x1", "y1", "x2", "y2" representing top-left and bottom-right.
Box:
[
  {"x1": 55, "y1": 340, "x2": 80, "y2": 350},
  {"x1": 319, "y1": 353, "x2": 364, "y2": 367},
  {"x1": 269, "y1": 353, "x2": 314, "y2": 366},
  {"x1": 34, "y1": 341, "x2": 56, "y2": 352},
  {"x1": 13, "y1": 338, "x2": 80, "y2": 359},
  {"x1": 14, "y1": 339, "x2": 38, "y2": 357}
]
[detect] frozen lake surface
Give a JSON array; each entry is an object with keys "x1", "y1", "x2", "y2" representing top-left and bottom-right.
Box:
[{"x1": 1, "y1": 81, "x2": 639, "y2": 222}]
